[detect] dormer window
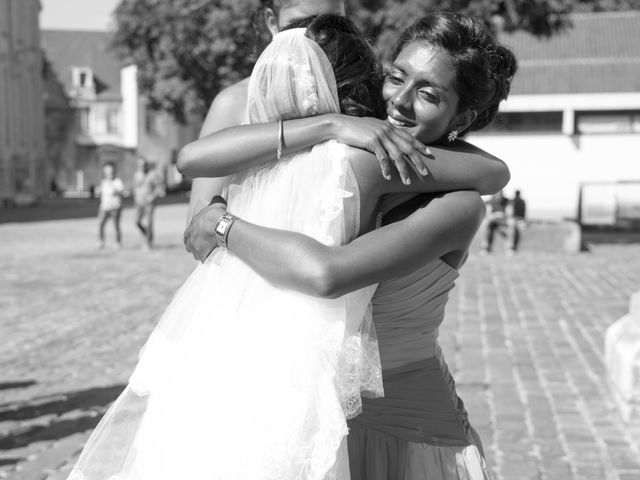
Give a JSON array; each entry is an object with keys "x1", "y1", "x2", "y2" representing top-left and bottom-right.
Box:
[{"x1": 72, "y1": 67, "x2": 93, "y2": 89}]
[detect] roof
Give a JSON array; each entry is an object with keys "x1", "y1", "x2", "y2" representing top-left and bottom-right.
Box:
[
  {"x1": 39, "y1": 12, "x2": 640, "y2": 100},
  {"x1": 499, "y1": 11, "x2": 640, "y2": 95},
  {"x1": 41, "y1": 30, "x2": 125, "y2": 101}
]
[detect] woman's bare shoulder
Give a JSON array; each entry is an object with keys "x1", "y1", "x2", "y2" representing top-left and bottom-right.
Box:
[
  {"x1": 215, "y1": 78, "x2": 250, "y2": 105},
  {"x1": 200, "y1": 79, "x2": 250, "y2": 135},
  {"x1": 417, "y1": 191, "x2": 487, "y2": 249}
]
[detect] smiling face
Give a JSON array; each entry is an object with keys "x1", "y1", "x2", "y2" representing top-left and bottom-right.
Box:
[{"x1": 383, "y1": 41, "x2": 470, "y2": 144}]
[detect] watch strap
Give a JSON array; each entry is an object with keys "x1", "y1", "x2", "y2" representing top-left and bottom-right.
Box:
[{"x1": 214, "y1": 213, "x2": 236, "y2": 249}]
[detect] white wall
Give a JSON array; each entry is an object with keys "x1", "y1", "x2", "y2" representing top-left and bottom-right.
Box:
[
  {"x1": 469, "y1": 132, "x2": 640, "y2": 220},
  {"x1": 121, "y1": 64, "x2": 138, "y2": 149}
]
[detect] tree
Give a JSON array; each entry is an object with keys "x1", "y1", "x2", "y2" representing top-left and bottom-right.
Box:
[
  {"x1": 111, "y1": 0, "x2": 638, "y2": 123},
  {"x1": 351, "y1": 0, "x2": 584, "y2": 58},
  {"x1": 42, "y1": 54, "x2": 74, "y2": 189},
  {"x1": 574, "y1": 0, "x2": 640, "y2": 11},
  {"x1": 112, "y1": 0, "x2": 260, "y2": 123}
]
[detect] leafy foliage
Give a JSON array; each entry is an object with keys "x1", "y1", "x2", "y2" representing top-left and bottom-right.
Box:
[
  {"x1": 111, "y1": 0, "x2": 640, "y2": 123},
  {"x1": 574, "y1": 0, "x2": 640, "y2": 11},
  {"x1": 42, "y1": 54, "x2": 74, "y2": 183},
  {"x1": 351, "y1": 0, "x2": 577, "y2": 59},
  {"x1": 112, "y1": 0, "x2": 260, "y2": 122}
]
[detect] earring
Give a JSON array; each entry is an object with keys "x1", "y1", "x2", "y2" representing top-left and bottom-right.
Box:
[{"x1": 447, "y1": 130, "x2": 458, "y2": 142}]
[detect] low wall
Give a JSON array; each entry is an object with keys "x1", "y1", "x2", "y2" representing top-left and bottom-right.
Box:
[{"x1": 470, "y1": 133, "x2": 640, "y2": 221}]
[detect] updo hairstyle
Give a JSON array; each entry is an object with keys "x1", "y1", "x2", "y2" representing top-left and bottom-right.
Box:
[
  {"x1": 395, "y1": 12, "x2": 518, "y2": 135},
  {"x1": 300, "y1": 15, "x2": 385, "y2": 118}
]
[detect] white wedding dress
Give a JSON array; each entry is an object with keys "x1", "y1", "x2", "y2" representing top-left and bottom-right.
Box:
[{"x1": 68, "y1": 29, "x2": 382, "y2": 480}]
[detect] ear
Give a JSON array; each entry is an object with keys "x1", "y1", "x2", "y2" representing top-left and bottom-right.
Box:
[
  {"x1": 449, "y1": 109, "x2": 477, "y2": 135},
  {"x1": 264, "y1": 8, "x2": 279, "y2": 36}
]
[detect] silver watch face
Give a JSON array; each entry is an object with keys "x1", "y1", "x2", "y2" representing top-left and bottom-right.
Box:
[{"x1": 217, "y1": 220, "x2": 229, "y2": 235}]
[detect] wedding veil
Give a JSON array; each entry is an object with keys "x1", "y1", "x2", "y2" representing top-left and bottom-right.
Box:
[
  {"x1": 67, "y1": 26, "x2": 383, "y2": 480},
  {"x1": 244, "y1": 27, "x2": 384, "y2": 417},
  {"x1": 246, "y1": 28, "x2": 340, "y2": 123}
]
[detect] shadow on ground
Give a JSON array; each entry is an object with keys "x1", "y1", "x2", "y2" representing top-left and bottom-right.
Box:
[
  {"x1": 0, "y1": 381, "x2": 37, "y2": 391},
  {"x1": 0, "y1": 385, "x2": 125, "y2": 422},
  {"x1": 0, "y1": 195, "x2": 188, "y2": 224},
  {"x1": 0, "y1": 385, "x2": 125, "y2": 450},
  {"x1": 70, "y1": 243, "x2": 185, "y2": 259},
  {"x1": 0, "y1": 415, "x2": 102, "y2": 450}
]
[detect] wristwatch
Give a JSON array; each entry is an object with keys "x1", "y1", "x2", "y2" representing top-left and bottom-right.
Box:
[{"x1": 214, "y1": 213, "x2": 237, "y2": 249}]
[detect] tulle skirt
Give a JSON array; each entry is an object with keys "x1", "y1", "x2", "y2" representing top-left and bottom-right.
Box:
[
  {"x1": 347, "y1": 424, "x2": 489, "y2": 480},
  {"x1": 347, "y1": 353, "x2": 490, "y2": 480},
  {"x1": 68, "y1": 141, "x2": 382, "y2": 480}
]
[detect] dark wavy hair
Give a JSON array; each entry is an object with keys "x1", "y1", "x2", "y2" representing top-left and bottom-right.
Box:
[
  {"x1": 395, "y1": 12, "x2": 518, "y2": 135},
  {"x1": 293, "y1": 14, "x2": 385, "y2": 118}
]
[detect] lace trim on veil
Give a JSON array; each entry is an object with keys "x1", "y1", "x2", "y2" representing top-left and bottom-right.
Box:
[{"x1": 315, "y1": 142, "x2": 383, "y2": 420}]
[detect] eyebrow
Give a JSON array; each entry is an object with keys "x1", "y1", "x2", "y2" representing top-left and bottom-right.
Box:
[{"x1": 389, "y1": 63, "x2": 450, "y2": 93}]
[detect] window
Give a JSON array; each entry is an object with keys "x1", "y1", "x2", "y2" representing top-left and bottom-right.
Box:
[
  {"x1": 482, "y1": 112, "x2": 563, "y2": 134},
  {"x1": 106, "y1": 106, "x2": 120, "y2": 134},
  {"x1": 72, "y1": 67, "x2": 93, "y2": 89},
  {"x1": 575, "y1": 111, "x2": 640, "y2": 134},
  {"x1": 79, "y1": 107, "x2": 90, "y2": 133}
]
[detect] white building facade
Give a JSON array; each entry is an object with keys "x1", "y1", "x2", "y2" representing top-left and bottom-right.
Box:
[
  {"x1": 41, "y1": 30, "x2": 198, "y2": 195},
  {"x1": 469, "y1": 12, "x2": 640, "y2": 220},
  {"x1": 0, "y1": 0, "x2": 47, "y2": 205}
]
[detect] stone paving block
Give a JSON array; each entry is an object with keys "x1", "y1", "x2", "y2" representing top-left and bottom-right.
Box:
[
  {"x1": 618, "y1": 471, "x2": 640, "y2": 480},
  {"x1": 543, "y1": 464, "x2": 574, "y2": 479},
  {"x1": 7, "y1": 434, "x2": 85, "y2": 480},
  {"x1": 608, "y1": 449, "x2": 640, "y2": 470},
  {"x1": 498, "y1": 461, "x2": 541, "y2": 480}
]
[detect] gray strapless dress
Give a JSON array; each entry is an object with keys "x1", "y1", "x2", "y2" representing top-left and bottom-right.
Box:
[{"x1": 347, "y1": 195, "x2": 490, "y2": 480}]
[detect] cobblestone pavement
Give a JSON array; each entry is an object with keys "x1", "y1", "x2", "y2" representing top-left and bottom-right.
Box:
[{"x1": 1, "y1": 204, "x2": 640, "y2": 480}]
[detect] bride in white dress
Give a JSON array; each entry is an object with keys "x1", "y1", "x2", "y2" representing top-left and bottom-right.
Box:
[{"x1": 68, "y1": 19, "x2": 386, "y2": 480}]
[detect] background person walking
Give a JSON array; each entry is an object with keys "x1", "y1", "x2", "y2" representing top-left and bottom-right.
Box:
[
  {"x1": 133, "y1": 158, "x2": 164, "y2": 250},
  {"x1": 97, "y1": 162, "x2": 124, "y2": 250},
  {"x1": 481, "y1": 190, "x2": 509, "y2": 254},
  {"x1": 507, "y1": 189, "x2": 527, "y2": 255}
]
